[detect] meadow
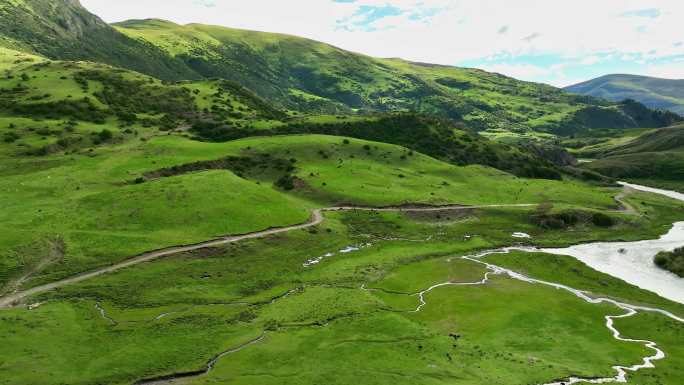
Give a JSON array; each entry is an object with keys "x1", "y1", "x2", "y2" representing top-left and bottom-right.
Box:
[
  {"x1": 1, "y1": 4, "x2": 684, "y2": 384},
  {"x1": 1, "y1": 193, "x2": 683, "y2": 385},
  {"x1": 0, "y1": 129, "x2": 627, "y2": 293}
]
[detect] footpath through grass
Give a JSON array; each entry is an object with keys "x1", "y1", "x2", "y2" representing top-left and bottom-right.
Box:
[
  {"x1": 1, "y1": 197, "x2": 683, "y2": 385},
  {"x1": 1, "y1": 133, "x2": 620, "y2": 292}
]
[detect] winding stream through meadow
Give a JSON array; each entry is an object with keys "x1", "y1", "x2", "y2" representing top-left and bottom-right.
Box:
[
  {"x1": 413, "y1": 247, "x2": 684, "y2": 385},
  {"x1": 413, "y1": 182, "x2": 684, "y2": 384},
  {"x1": 133, "y1": 182, "x2": 684, "y2": 385}
]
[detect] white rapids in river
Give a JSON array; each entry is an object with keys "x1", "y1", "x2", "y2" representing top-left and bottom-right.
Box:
[{"x1": 542, "y1": 182, "x2": 684, "y2": 304}]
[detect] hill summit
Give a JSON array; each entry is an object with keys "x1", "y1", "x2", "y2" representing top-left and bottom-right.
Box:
[{"x1": 566, "y1": 74, "x2": 684, "y2": 115}]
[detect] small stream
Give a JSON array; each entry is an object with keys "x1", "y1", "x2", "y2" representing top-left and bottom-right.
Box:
[
  {"x1": 392, "y1": 244, "x2": 684, "y2": 385},
  {"x1": 413, "y1": 181, "x2": 684, "y2": 384},
  {"x1": 130, "y1": 182, "x2": 684, "y2": 385},
  {"x1": 460, "y1": 249, "x2": 682, "y2": 385}
]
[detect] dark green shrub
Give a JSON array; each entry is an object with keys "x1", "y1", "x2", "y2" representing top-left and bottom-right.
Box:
[
  {"x1": 653, "y1": 247, "x2": 684, "y2": 277},
  {"x1": 275, "y1": 175, "x2": 296, "y2": 190},
  {"x1": 36, "y1": 127, "x2": 52, "y2": 136},
  {"x1": 654, "y1": 254, "x2": 668, "y2": 267},
  {"x1": 95, "y1": 129, "x2": 113, "y2": 143},
  {"x1": 3, "y1": 132, "x2": 20, "y2": 143},
  {"x1": 591, "y1": 213, "x2": 615, "y2": 227}
]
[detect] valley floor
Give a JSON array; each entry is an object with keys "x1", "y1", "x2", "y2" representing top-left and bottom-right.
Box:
[
  {"x1": 1, "y1": 180, "x2": 684, "y2": 385},
  {"x1": 1, "y1": 4, "x2": 683, "y2": 383},
  {"x1": 1, "y1": 123, "x2": 684, "y2": 385}
]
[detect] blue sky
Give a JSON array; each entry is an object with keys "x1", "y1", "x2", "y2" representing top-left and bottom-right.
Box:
[{"x1": 82, "y1": 0, "x2": 684, "y2": 87}]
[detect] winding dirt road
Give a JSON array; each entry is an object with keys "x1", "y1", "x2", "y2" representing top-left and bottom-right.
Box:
[{"x1": 0, "y1": 203, "x2": 534, "y2": 308}]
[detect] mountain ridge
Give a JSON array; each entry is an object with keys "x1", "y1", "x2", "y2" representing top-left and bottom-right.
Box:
[
  {"x1": 0, "y1": 0, "x2": 680, "y2": 135},
  {"x1": 565, "y1": 74, "x2": 684, "y2": 115},
  {"x1": 0, "y1": 0, "x2": 198, "y2": 79}
]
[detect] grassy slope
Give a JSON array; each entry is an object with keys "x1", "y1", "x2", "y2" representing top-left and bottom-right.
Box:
[
  {"x1": 0, "y1": 46, "x2": 624, "y2": 292},
  {"x1": 0, "y1": 130, "x2": 624, "y2": 291},
  {"x1": 1, "y1": 2, "x2": 678, "y2": 136},
  {"x1": 0, "y1": 48, "x2": 286, "y2": 157},
  {"x1": 191, "y1": 113, "x2": 568, "y2": 180},
  {"x1": 0, "y1": 48, "x2": 563, "y2": 181},
  {"x1": 1, "y1": 4, "x2": 684, "y2": 385},
  {"x1": 0, "y1": 48, "x2": 625, "y2": 291},
  {"x1": 566, "y1": 74, "x2": 684, "y2": 115},
  {"x1": 580, "y1": 124, "x2": 684, "y2": 191},
  {"x1": 112, "y1": 19, "x2": 679, "y2": 135},
  {"x1": 0, "y1": 0, "x2": 196, "y2": 79}
]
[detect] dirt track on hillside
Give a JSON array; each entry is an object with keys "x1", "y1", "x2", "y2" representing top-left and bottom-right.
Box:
[{"x1": 0, "y1": 203, "x2": 535, "y2": 308}]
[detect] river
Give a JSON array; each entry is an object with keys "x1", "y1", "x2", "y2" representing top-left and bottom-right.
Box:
[{"x1": 542, "y1": 182, "x2": 684, "y2": 304}]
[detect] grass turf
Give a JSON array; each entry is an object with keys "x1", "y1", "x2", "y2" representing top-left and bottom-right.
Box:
[{"x1": 1, "y1": 200, "x2": 683, "y2": 385}]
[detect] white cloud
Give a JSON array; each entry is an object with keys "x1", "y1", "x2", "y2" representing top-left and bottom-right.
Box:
[
  {"x1": 580, "y1": 56, "x2": 602, "y2": 65},
  {"x1": 644, "y1": 62, "x2": 684, "y2": 79}
]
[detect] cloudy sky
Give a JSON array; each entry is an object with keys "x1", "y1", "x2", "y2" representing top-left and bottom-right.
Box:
[{"x1": 81, "y1": 0, "x2": 684, "y2": 87}]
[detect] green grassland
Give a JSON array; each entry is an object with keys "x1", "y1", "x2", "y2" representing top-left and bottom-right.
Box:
[
  {"x1": 0, "y1": 46, "x2": 576, "y2": 182},
  {"x1": 212, "y1": 113, "x2": 568, "y2": 179},
  {"x1": 2, "y1": 3, "x2": 684, "y2": 385},
  {"x1": 0, "y1": 130, "x2": 626, "y2": 292},
  {"x1": 2, "y1": 120, "x2": 684, "y2": 385},
  {"x1": 1, "y1": 196, "x2": 683, "y2": 385},
  {"x1": 111, "y1": 19, "x2": 680, "y2": 134},
  {"x1": 579, "y1": 124, "x2": 684, "y2": 191},
  {"x1": 562, "y1": 127, "x2": 655, "y2": 157},
  {"x1": 483, "y1": 250, "x2": 684, "y2": 385},
  {"x1": 483, "y1": 251, "x2": 684, "y2": 385},
  {"x1": 0, "y1": 41, "x2": 629, "y2": 296},
  {"x1": 1, "y1": 0, "x2": 680, "y2": 140}
]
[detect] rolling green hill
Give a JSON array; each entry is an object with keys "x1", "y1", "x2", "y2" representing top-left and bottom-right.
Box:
[
  {"x1": 114, "y1": 19, "x2": 680, "y2": 134},
  {"x1": 0, "y1": 48, "x2": 293, "y2": 156},
  {"x1": 3, "y1": 2, "x2": 684, "y2": 385},
  {"x1": 0, "y1": 46, "x2": 571, "y2": 179},
  {"x1": 589, "y1": 124, "x2": 684, "y2": 156},
  {"x1": 1, "y1": 1, "x2": 679, "y2": 135},
  {"x1": 581, "y1": 124, "x2": 684, "y2": 191},
  {"x1": 566, "y1": 74, "x2": 684, "y2": 115}
]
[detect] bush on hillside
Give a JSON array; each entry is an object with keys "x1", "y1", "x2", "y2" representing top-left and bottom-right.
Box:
[
  {"x1": 531, "y1": 208, "x2": 614, "y2": 229},
  {"x1": 591, "y1": 212, "x2": 615, "y2": 227},
  {"x1": 2, "y1": 132, "x2": 20, "y2": 143},
  {"x1": 275, "y1": 175, "x2": 296, "y2": 190},
  {"x1": 93, "y1": 129, "x2": 113, "y2": 144}
]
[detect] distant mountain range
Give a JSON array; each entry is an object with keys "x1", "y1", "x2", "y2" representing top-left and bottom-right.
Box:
[{"x1": 565, "y1": 74, "x2": 684, "y2": 115}]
